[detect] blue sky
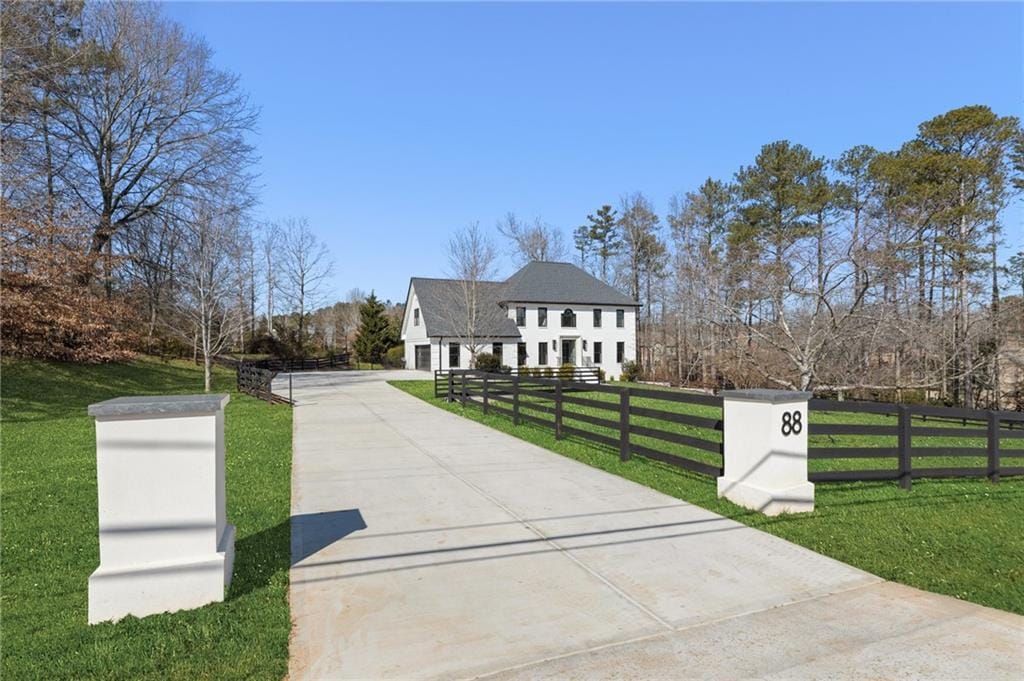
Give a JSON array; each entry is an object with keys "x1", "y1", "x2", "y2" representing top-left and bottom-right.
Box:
[{"x1": 163, "y1": 1, "x2": 1023, "y2": 304}]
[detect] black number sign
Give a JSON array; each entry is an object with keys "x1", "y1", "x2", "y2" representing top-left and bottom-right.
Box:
[{"x1": 781, "y1": 410, "x2": 803, "y2": 436}]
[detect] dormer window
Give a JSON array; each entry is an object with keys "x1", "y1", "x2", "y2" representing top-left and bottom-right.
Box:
[{"x1": 560, "y1": 309, "x2": 576, "y2": 328}]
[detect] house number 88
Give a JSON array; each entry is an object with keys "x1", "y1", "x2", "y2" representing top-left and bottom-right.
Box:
[{"x1": 781, "y1": 411, "x2": 802, "y2": 436}]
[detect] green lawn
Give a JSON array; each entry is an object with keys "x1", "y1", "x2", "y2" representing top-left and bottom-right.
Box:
[
  {"x1": 2, "y1": 358, "x2": 292, "y2": 680},
  {"x1": 392, "y1": 379, "x2": 1024, "y2": 615}
]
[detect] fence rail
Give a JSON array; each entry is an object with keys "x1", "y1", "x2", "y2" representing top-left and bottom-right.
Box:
[
  {"x1": 433, "y1": 366, "x2": 601, "y2": 399},
  {"x1": 807, "y1": 398, "x2": 1024, "y2": 487},
  {"x1": 246, "y1": 353, "x2": 350, "y2": 372},
  {"x1": 236, "y1": 363, "x2": 291, "y2": 405},
  {"x1": 435, "y1": 372, "x2": 1022, "y2": 488},
  {"x1": 441, "y1": 369, "x2": 724, "y2": 479},
  {"x1": 233, "y1": 353, "x2": 349, "y2": 405}
]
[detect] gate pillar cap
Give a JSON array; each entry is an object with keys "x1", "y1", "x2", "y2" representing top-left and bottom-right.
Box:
[
  {"x1": 723, "y1": 389, "x2": 811, "y2": 405},
  {"x1": 89, "y1": 394, "x2": 229, "y2": 418}
]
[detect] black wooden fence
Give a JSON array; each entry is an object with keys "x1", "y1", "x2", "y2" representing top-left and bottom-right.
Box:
[
  {"x1": 433, "y1": 366, "x2": 601, "y2": 399},
  {"x1": 442, "y1": 369, "x2": 724, "y2": 478},
  {"x1": 438, "y1": 370, "x2": 1024, "y2": 487},
  {"x1": 246, "y1": 353, "x2": 350, "y2": 372},
  {"x1": 233, "y1": 353, "x2": 349, "y2": 405},
  {"x1": 807, "y1": 399, "x2": 1024, "y2": 488},
  {"x1": 236, "y1": 363, "x2": 292, "y2": 404}
]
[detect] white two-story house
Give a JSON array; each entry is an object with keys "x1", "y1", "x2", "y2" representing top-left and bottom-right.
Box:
[{"x1": 400, "y1": 261, "x2": 639, "y2": 379}]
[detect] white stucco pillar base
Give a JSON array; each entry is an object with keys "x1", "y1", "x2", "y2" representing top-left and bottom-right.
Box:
[
  {"x1": 88, "y1": 525, "x2": 235, "y2": 624},
  {"x1": 87, "y1": 394, "x2": 234, "y2": 624},
  {"x1": 718, "y1": 389, "x2": 814, "y2": 516}
]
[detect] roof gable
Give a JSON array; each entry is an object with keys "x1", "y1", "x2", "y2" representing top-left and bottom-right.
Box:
[{"x1": 411, "y1": 278, "x2": 521, "y2": 338}]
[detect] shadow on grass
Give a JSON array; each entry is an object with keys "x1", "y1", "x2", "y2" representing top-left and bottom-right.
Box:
[
  {"x1": 227, "y1": 510, "x2": 370, "y2": 600},
  {"x1": 229, "y1": 520, "x2": 291, "y2": 600}
]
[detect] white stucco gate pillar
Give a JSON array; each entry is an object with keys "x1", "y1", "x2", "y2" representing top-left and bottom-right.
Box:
[
  {"x1": 717, "y1": 389, "x2": 814, "y2": 516},
  {"x1": 86, "y1": 394, "x2": 235, "y2": 624}
]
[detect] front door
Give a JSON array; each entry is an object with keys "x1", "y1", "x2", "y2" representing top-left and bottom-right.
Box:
[
  {"x1": 560, "y1": 338, "x2": 576, "y2": 365},
  {"x1": 414, "y1": 344, "x2": 431, "y2": 370}
]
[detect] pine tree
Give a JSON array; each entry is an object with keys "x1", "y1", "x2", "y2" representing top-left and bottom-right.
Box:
[
  {"x1": 354, "y1": 292, "x2": 397, "y2": 364},
  {"x1": 583, "y1": 205, "x2": 620, "y2": 282},
  {"x1": 572, "y1": 225, "x2": 591, "y2": 269}
]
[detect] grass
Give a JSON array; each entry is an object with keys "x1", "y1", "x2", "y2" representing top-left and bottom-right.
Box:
[
  {"x1": 351, "y1": 362, "x2": 384, "y2": 370},
  {"x1": 392, "y1": 379, "x2": 1024, "y2": 615},
  {"x1": 1, "y1": 357, "x2": 292, "y2": 680}
]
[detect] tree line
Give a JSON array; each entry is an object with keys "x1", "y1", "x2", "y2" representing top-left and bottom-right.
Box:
[
  {"x1": 487, "y1": 106, "x2": 1023, "y2": 407},
  {"x1": 1, "y1": 1, "x2": 337, "y2": 389}
]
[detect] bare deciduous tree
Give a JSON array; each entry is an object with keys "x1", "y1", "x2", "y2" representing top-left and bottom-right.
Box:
[
  {"x1": 276, "y1": 217, "x2": 334, "y2": 347},
  {"x1": 444, "y1": 222, "x2": 499, "y2": 366},
  {"x1": 260, "y1": 222, "x2": 280, "y2": 335},
  {"x1": 47, "y1": 2, "x2": 257, "y2": 261},
  {"x1": 168, "y1": 205, "x2": 249, "y2": 391},
  {"x1": 496, "y1": 212, "x2": 566, "y2": 264}
]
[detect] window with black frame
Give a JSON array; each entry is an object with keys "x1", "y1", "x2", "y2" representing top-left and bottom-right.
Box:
[
  {"x1": 515, "y1": 306, "x2": 526, "y2": 326},
  {"x1": 616, "y1": 309, "x2": 625, "y2": 328},
  {"x1": 616, "y1": 341, "x2": 624, "y2": 363},
  {"x1": 560, "y1": 308, "x2": 576, "y2": 328},
  {"x1": 492, "y1": 342, "x2": 503, "y2": 361},
  {"x1": 449, "y1": 343, "x2": 460, "y2": 367},
  {"x1": 593, "y1": 309, "x2": 601, "y2": 327},
  {"x1": 538, "y1": 342, "x2": 548, "y2": 365},
  {"x1": 538, "y1": 307, "x2": 547, "y2": 327},
  {"x1": 517, "y1": 342, "x2": 527, "y2": 366},
  {"x1": 593, "y1": 341, "x2": 602, "y2": 363}
]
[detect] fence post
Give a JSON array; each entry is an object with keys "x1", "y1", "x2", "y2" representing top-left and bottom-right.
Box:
[
  {"x1": 898, "y1": 405, "x2": 912, "y2": 490},
  {"x1": 447, "y1": 371, "x2": 454, "y2": 403},
  {"x1": 482, "y1": 374, "x2": 489, "y2": 415},
  {"x1": 289, "y1": 373, "x2": 293, "y2": 405},
  {"x1": 987, "y1": 411, "x2": 1000, "y2": 484},
  {"x1": 460, "y1": 372, "x2": 467, "y2": 407},
  {"x1": 512, "y1": 375, "x2": 520, "y2": 425},
  {"x1": 619, "y1": 388, "x2": 630, "y2": 461},
  {"x1": 555, "y1": 380, "x2": 563, "y2": 440}
]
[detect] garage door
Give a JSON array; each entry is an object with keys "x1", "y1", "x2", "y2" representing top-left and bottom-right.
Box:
[{"x1": 414, "y1": 344, "x2": 431, "y2": 370}]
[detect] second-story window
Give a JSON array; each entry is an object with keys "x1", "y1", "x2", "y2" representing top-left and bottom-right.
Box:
[
  {"x1": 593, "y1": 309, "x2": 602, "y2": 327},
  {"x1": 561, "y1": 308, "x2": 576, "y2": 328},
  {"x1": 413, "y1": 308, "x2": 420, "y2": 326},
  {"x1": 538, "y1": 307, "x2": 547, "y2": 327},
  {"x1": 516, "y1": 306, "x2": 526, "y2": 326},
  {"x1": 616, "y1": 309, "x2": 625, "y2": 328}
]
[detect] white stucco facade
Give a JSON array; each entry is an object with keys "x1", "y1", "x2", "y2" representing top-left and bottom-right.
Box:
[
  {"x1": 400, "y1": 272, "x2": 639, "y2": 380},
  {"x1": 499, "y1": 303, "x2": 637, "y2": 379}
]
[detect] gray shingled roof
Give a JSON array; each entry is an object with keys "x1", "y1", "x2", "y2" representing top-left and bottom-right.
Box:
[
  {"x1": 411, "y1": 262, "x2": 638, "y2": 339},
  {"x1": 411, "y1": 278, "x2": 521, "y2": 338},
  {"x1": 501, "y1": 261, "x2": 639, "y2": 306}
]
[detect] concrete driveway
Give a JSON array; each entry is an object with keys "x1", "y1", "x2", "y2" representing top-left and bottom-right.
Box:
[{"x1": 282, "y1": 370, "x2": 1024, "y2": 680}]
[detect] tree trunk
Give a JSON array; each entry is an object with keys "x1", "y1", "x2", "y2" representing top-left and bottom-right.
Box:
[
  {"x1": 958, "y1": 179, "x2": 972, "y2": 408},
  {"x1": 990, "y1": 220, "x2": 1001, "y2": 408}
]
